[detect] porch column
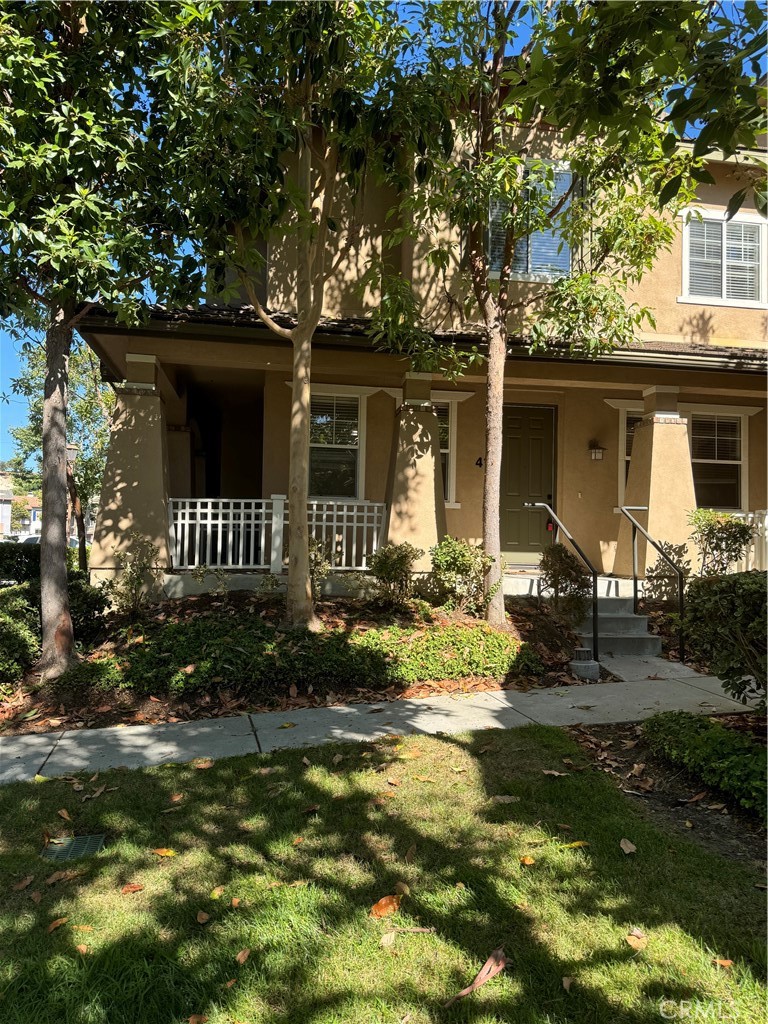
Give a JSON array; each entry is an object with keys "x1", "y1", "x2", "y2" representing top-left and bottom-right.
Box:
[
  {"x1": 384, "y1": 373, "x2": 447, "y2": 571},
  {"x1": 90, "y1": 355, "x2": 172, "y2": 590},
  {"x1": 613, "y1": 386, "x2": 698, "y2": 576}
]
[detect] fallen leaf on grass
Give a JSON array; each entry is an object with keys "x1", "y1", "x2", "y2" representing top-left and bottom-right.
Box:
[
  {"x1": 685, "y1": 790, "x2": 708, "y2": 804},
  {"x1": 542, "y1": 770, "x2": 568, "y2": 777},
  {"x1": 562, "y1": 976, "x2": 574, "y2": 993},
  {"x1": 72, "y1": 925, "x2": 93, "y2": 932},
  {"x1": 210, "y1": 886, "x2": 225, "y2": 899},
  {"x1": 619, "y1": 838, "x2": 637, "y2": 855},
  {"x1": 387, "y1": 778, "x2": 400, "y2": 787},
  {"x1": 685, "y1": 820, "x2": 694, "y2": 828},
  {"x1": 626, "y1": 928, "x2": 648, "y2": 951},
  {"x1": 369, "y1": 895, "x2": 402, "y2": 918},
  {"x1": 194, "y1": 759, "x2": 214, "y2": 770},
  {"x1": 121, "y1": 884, "x2": 144, "y2": 895},
  {"x1": 235, "y1": 948, "x2": 250, "y2": 965},
  {"x1": 29, "y1": 890, "x2": 42, "y2": 904},
  {"x1": 712, "y1": 959, "x2": 734, "y2": 969},
  {"x1": 413, "y1": 775, "x2": 435, "y2": 783},
  {"x1": 302, "y1": 804, "x2": 320, "y2": 815},
  {"x1": 82, "y1": 784, "x2": 106, "y2": 802},
  {"x1": 380, "y1": 931, "x2": 396, "y2": 948},
  {"x1": 332, "y1": 754, "x2": 344, "y2": 766},
  {"x1": 75, "y1": 944, "x2": 88, "y2": 955},
  {"x1": 301, "y1": 757, "x2": 311, "y2": 767},
  {"x1": 292, "y1": 837, "x2": 304, "y2": 847},
  {"x1": 161, "y1": 807, "x2": 181, "y2": 814},
  {"x1": 404, "y1": 843, "x2": 417, "y2": 864},
  {"x1": 57, "y1": 809, "x2": 72, "y2": 821},
  {"x1": 47, "y1": 917, "x2": 68, "y2": 934},
  {"x1": 196, "y1": 911, "x2": 210, "y2": 924},
  {"x1": 12, "y1": 875, "x2": 34, "y2": 891},
  {"x1": 170, "y1": 793, "x2": 184, "y2": 803},
  {"x1": 491, "y1": 795, "x2": 520, "y2": 804},
  {"x1": 519, "y1": 856, "x2": 535, "y2": 867},
  {"x1": 564, "y1": 841, "x2": 590, "y2": 849},
  {"x1": 450, "y1": 766, "x2": 466, "y2": 774},
  {"x1": 45, "y1": 869, "x2": 82, "y2": 886},
  {"x1": 443, "y1": 947, "x2": 508, "y2": 1008},
  {"x1": 188, "y1": 1016, "x2": 208, "y2": 1024},
  {"x1": 224, "y1": 979, "x2": 236, "y2": 989},
  {"x1": 152, "y1": 848, "x2": 176, "y2": 857},
  {"x1": 394, "y1": 881, "x2": 410, "y2": 896},
  {"x1": 230, "y1": 897, "x2": 241, "y2": 908}
]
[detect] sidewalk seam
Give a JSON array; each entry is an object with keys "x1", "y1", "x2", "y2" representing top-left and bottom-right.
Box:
[
  {"x1": 36, "y1": 730, "x2": 66, "y2": 776},
  {"x1": 668, "y1": 676, "x2": 745, "y2": 707},
  {"x1": 247, "y1": 715, "x2": 263, "y2": 754}
]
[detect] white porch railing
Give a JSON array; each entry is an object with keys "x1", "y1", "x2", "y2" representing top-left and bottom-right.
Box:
[
  {"x1": 170, "y1": 495, "x2": 386, "y2": 572},
  {"x1": 733, "y1": 509, "x2": 768, "y2": 572}
]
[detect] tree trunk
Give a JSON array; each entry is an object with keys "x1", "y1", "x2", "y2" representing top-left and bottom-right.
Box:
[
  {"x1": 66, "y1": 464, "x2": 88, "y2": 573},
  {"x1": 38, "y1": 311, "x2": 76, "y2": 679},
  {"x1": 286, "y1": 326, "x2": 320, "y2": 629},
  {"x1": 483, "y1": 321, "x2": 507, "y2": 626}
]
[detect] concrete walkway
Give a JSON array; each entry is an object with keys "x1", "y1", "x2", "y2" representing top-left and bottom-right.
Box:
[{"x1": 0, "y1": 657, "x2": 747, "y2": 783}]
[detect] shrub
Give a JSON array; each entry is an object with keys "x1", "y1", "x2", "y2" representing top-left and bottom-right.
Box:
[
  {"x1": 0, "y1": 617, "x2": 39, "y2": 686},
  {"x1": 538, "y1": 543, "x2": 592, "y2": 627},
  {"x1": 0, "y1": 542, "x2": 40, "y2": 585},
  {"x1": 644, "y1": 711, "x2": 766, "y2": 820},
  {"x1": 0, "y1": 583, "x2": 39, "y2": 635},
  {"x1": 101, "y1": 533, "x2": 164, "y2": 619},
  {"x1": 428, "y1": 536, "x2": 498, "y2": 616},
  {"x1": 364, "y1": 542, "x2": 423, "y2": 606},
  {"x1": 68, "y1": 577, "x2": 109, "y2": 645},
  {"x1": 688, "y1": 508, "x2": 755, "y2": 576},
  {"x1": 684, "y1": 571, "x2": 766, "y2": 709},
  {"x1": 308, "y1": 537, "x2": 332, "y2": 601}
]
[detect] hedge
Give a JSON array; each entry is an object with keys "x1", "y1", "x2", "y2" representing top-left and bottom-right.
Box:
[
  {"x1": 643, "y1": 711, "x2": 766, "y2": 820},
  {"x1": 685, "y1": 571, "x2": 766, "y2": 709},
  {"x1": 0, "y1": 542, "x2": 40, "y2": 585}
]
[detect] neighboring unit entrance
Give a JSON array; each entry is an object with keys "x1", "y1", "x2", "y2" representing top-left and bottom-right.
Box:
[{"x1": 501, "y1": 405, "x2": 555, "y2": 564}]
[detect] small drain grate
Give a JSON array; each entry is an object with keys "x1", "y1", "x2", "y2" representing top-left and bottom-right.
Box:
[{"x1": 40, "y1": 834, "x2": 107, "y2": 862}]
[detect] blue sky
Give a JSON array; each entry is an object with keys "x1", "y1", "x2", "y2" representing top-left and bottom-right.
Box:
[{"x1": 0, "y1": 333, "x2": 27, "y2": 467}]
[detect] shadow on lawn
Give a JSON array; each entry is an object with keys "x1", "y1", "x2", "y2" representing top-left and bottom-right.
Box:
[{"x1": 1, "y1": 727, "x2": 764, "y2": 1024}]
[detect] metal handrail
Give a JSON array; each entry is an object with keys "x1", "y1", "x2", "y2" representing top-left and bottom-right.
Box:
[
  {"x1": 523, "y1": 501, "x2": 600, "y2": 661},
  {"x1": 619, "y1": 506, "x2": 685, "y2": 664}
]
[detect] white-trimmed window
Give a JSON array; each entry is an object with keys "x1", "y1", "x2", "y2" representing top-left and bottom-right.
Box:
[
  {"x1": 433, "y1": 402, "x2": 451, "y2": 503},
  {"x1": 489, "y1": 169, "x2": 573, "y2": 281},
  {"x1": 309, "y1": 395, "x2": 360, "y2": 498},
  {"x1": 689, "y1": 414, "x2": 742, "y2": 510},
  {"x1": 620, "y1": 407, "x2": 749, "y2": 511},
  {"x1": 681, "y1": 211, "x2": 767, "y2": 307}
]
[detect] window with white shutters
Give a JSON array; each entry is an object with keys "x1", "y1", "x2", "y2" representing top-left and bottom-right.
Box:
[
  {"x1": 489, "y1": 169, "x2": 572, "y2": 279},
  {"x1": 309, "y1": 396, "x2": 359, "y2": 497},
  {"x1": 433, "y1": 402, "x2": 451, "y2": 501},
  {"x1": 684, "y1": 215, "x2": 765, "y2": 304}
]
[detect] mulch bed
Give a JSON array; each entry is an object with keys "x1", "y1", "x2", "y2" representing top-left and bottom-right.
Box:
[
  {"x1": 568, "y1": 719, "x2": 766, "y2": 866},
  {"x1": 0, "y1": 594, "x2": 600, "y2": 738}
]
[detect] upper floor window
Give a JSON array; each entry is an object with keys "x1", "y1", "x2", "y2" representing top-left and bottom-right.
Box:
[
  {"x1": 489, "y1": 169, "x2": 573, "y2": 281},
  {"x1": 682, "y1": 213, "x2": 766, "y2": 307},
  {"x1": 309, "y1": 395, "x2": 359, "y2": 498}
]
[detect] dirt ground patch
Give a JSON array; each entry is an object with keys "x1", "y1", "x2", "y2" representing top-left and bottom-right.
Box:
[{"x1": 568, "y1": 718, "x2": 766, "y2": 867}]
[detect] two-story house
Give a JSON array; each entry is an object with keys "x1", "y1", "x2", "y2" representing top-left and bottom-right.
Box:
[{"x1": 79, "y1": 148, "x2": 767, "y2": 596}]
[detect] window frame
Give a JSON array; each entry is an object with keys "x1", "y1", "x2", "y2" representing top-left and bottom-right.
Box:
[
  {"x1": 678, "y1": 207, "x2": 768, "y2": 310},
  {"x1": 614, "y1": 403, "x2": 756, "y2": 512},
  {"x1": 306, "y1": 385, "x2": 370, "y2": 500},
  {"x1": 488, "y1": 160, "x2": 573, "y2": 285}
]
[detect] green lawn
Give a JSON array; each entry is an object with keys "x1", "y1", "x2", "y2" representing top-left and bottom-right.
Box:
[{"x1": 0, "y1": 726, "x2": 764, "y2": 1024}]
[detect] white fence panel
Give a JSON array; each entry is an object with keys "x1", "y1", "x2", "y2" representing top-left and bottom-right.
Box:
[
  {"x1": 170, "y1": 498, "x2": 272, "y2": 569},
  {"x1": 733, "y1": 510, "x2": 768, "y2": 572}
]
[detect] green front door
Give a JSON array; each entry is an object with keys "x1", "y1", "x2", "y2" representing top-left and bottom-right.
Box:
[{"x1": 501, "y1": 405, "x2": 555, "y2": 564}]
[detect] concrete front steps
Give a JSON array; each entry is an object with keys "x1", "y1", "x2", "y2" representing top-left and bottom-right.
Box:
[{"x1": 578, "y1": 596, "x2": 662, "y2": 658}]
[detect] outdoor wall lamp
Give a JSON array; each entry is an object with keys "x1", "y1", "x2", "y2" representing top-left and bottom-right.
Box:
[{"x1": 588, "y1": 440, "x2": 607, "y2": 461}]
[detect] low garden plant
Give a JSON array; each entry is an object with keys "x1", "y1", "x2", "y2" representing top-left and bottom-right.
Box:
[
  {"x1": 643, "y1": 711, "x2": 767, "y2": 820},
  {"x1": 360, "y1": 542, "x2": 423, "y2": 607},
  {"x1": 62, "y1": 609, "x2": 540, "y2": 698},
  {"x1": 427, "y1": 536, "x2": 498, "y2": 616},
  {"x1": 688, "y1": 508, "x2": 755, "y2": 576},
  {"x1": 538, "y1": 542, "x2": 592, "y2": 627}
]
